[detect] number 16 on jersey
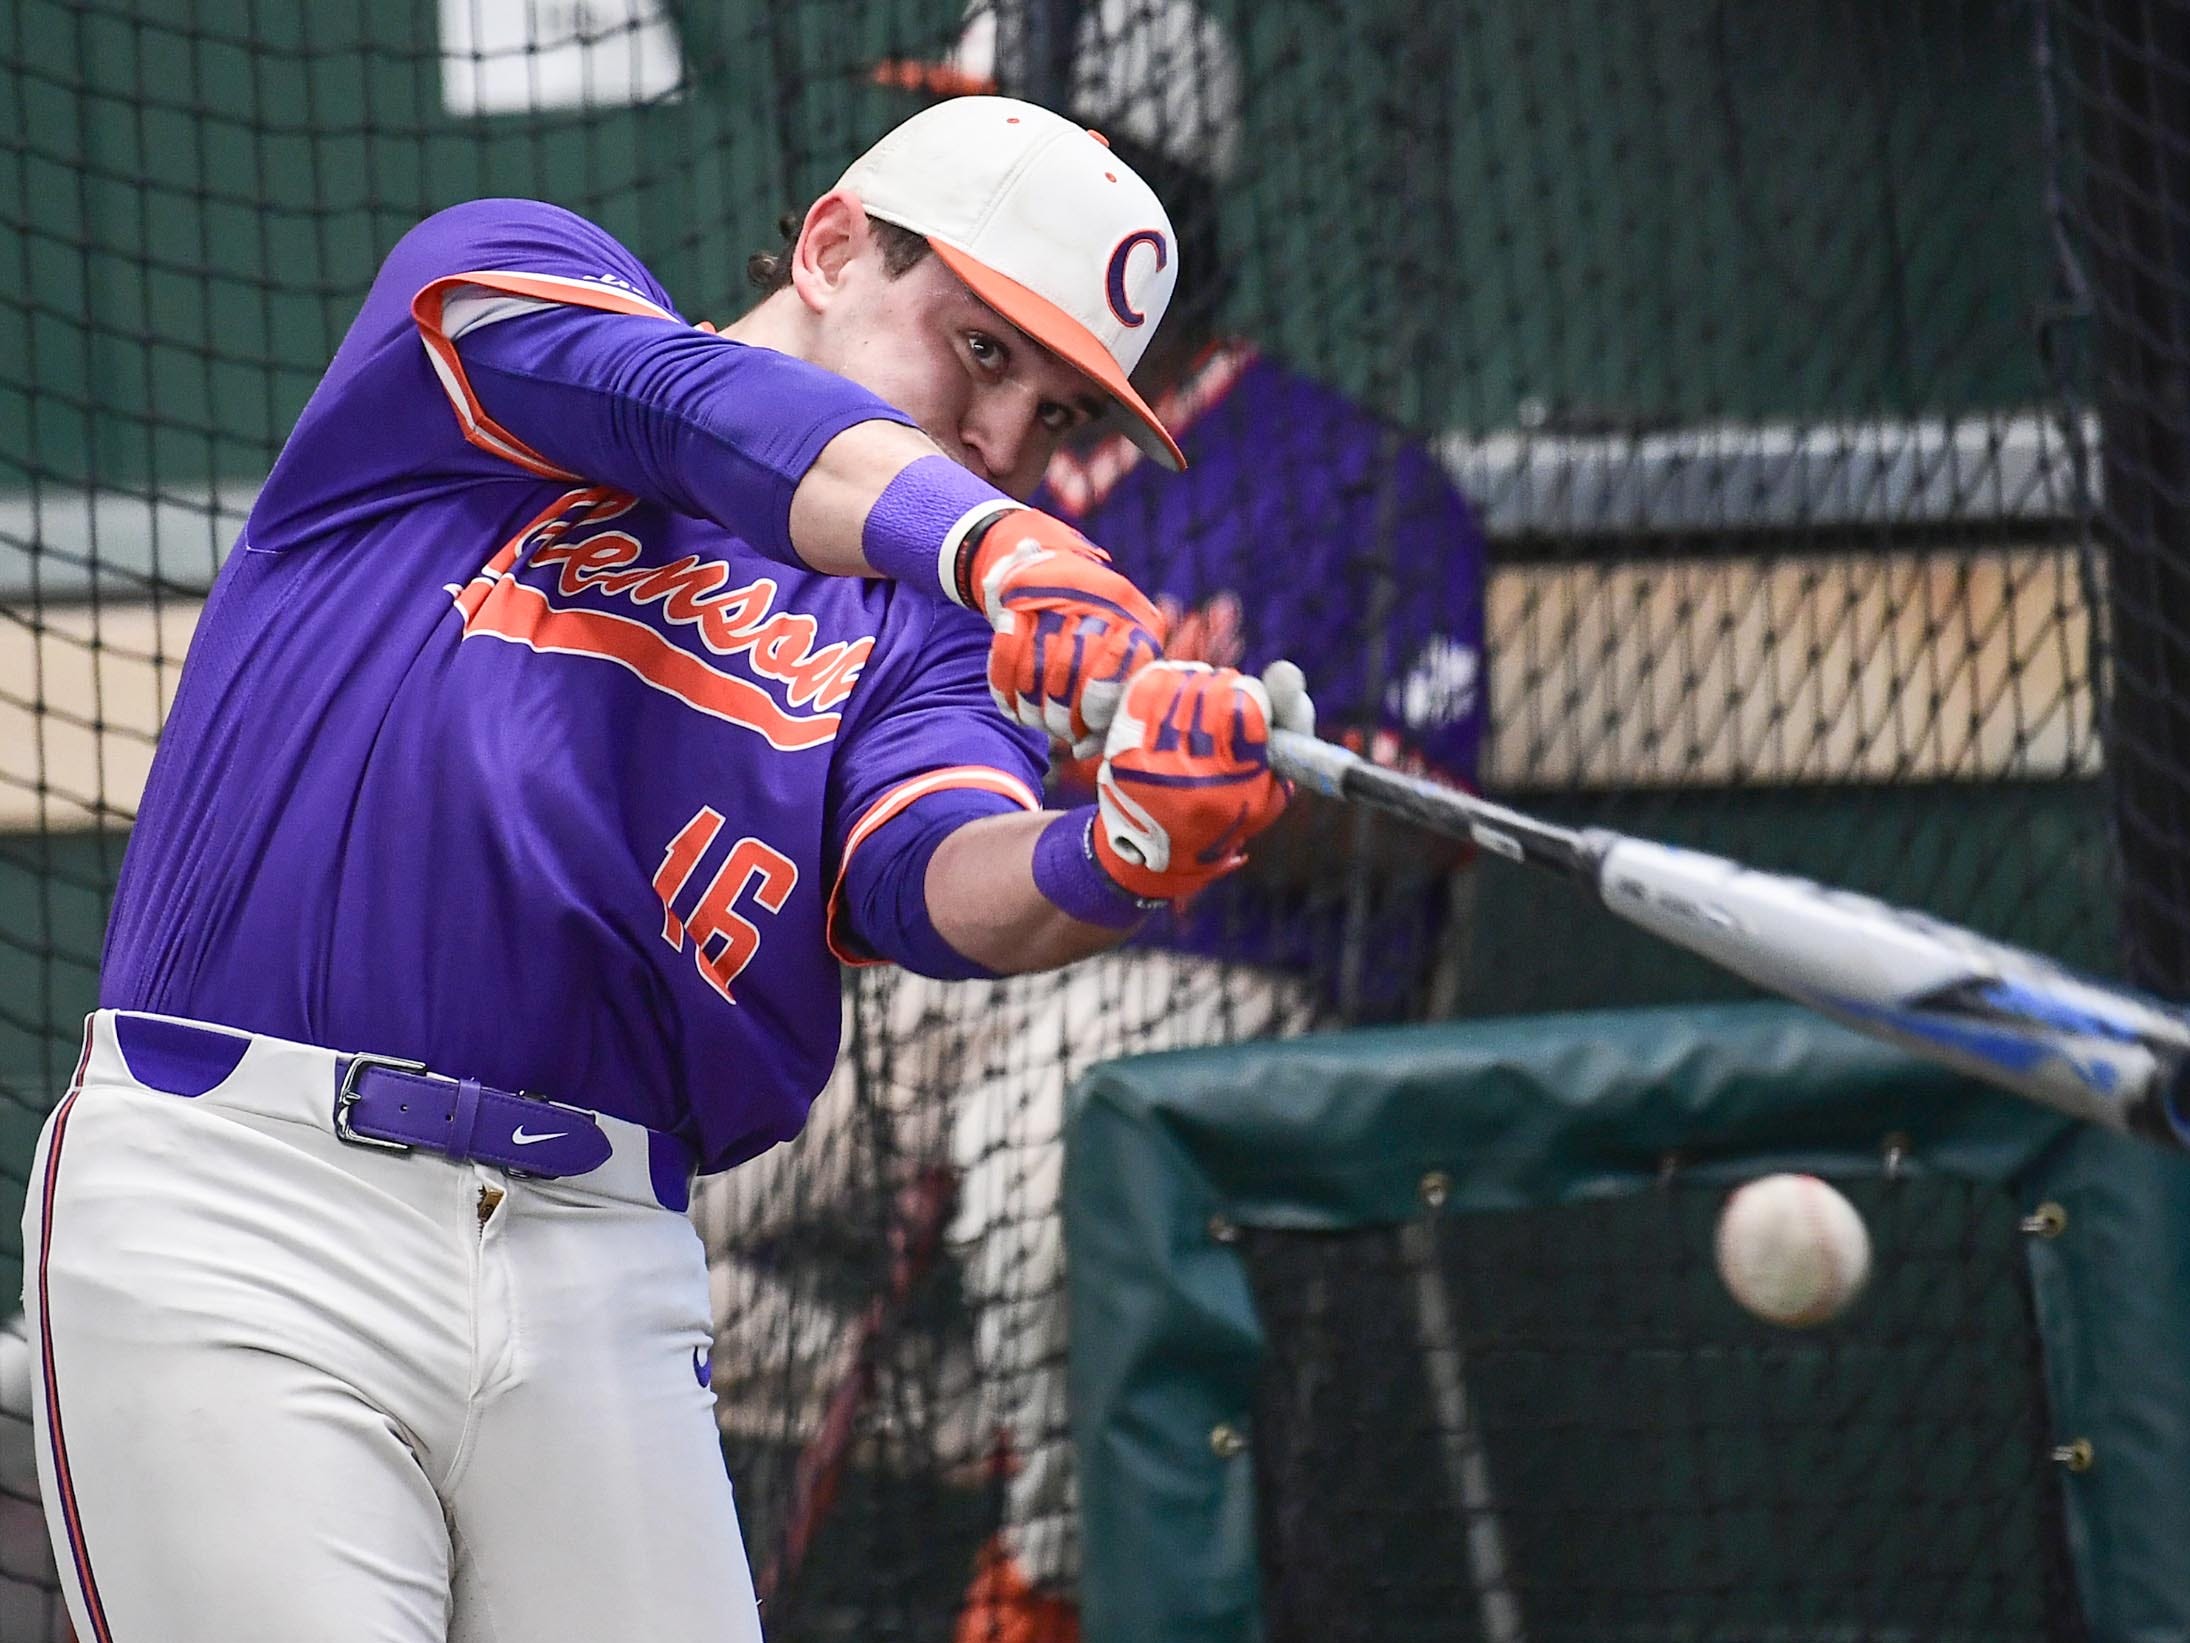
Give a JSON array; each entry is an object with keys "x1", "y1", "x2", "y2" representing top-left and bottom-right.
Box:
[{"x1": 654, "y1": 807, "x2": 799, "y2": 1003}]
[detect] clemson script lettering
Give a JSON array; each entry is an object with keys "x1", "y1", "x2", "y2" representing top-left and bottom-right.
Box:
[
  {"x1": 450, "y1": 488, "x2": 873, "y2": 751},
  {"x1": 526, "y1": 532, "x2": 869, "y2": 711}
]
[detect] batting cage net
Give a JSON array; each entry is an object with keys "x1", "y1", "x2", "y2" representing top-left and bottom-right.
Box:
[
  {"x1": 1, "y1": 0, "x2": 2184, "y2": 1637},
  {"x1": 1244, "y1": 1180, "x2": 2080, "y2": 1643}
]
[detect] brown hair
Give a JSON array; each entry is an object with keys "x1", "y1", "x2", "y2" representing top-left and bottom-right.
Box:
[{"x1": 745, "y1": 211, "x2": 932, "y2": 294}]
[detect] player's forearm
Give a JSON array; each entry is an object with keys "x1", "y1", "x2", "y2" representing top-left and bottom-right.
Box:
[
  {"x1": 924, "y1": 811, "x2": 1137, "y2": 974},
  {"x1": 455, "y1": 309, "x2": 1017, "y2": 591},
  {"x1": 786, "y1": 422, "x2": 988, "y2": 580}
]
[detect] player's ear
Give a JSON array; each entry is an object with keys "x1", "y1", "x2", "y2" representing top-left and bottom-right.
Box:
[{"x1": 790, "y1": 189, "x2": 871, "y2": 315}]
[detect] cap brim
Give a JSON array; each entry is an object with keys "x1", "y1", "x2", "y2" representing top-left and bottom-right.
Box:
[
  {"x1": 870, "y1": 59, "x2": 998, "y2": 97},
  {"x1": 927, "y1": 239, "x2": 1187, "y2": 473}
]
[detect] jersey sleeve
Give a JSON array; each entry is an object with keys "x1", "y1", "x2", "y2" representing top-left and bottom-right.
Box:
[
  {"x1": 401, "y1": 199, "x2": 687, "y2": 477},
  {"x1": 245, "y1": 199, "x2": 684, "y2": 549},
  {"x1": 822, "y1": 596, "x2": 1048, "y2": 964},
  {"x1": 410, "y1": 201, "x2": 919, "y2": 566},
  {"x1": 393, "y1": 197, "x2": 680, "y2": 332},
  {"x1": 247, "y1": 198, "x2": 914, "y2": 563}
]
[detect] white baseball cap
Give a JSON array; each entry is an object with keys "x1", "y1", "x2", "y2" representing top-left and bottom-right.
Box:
[{"x1": 838, "y1": 95, "x2": 1186, "y2": 470}]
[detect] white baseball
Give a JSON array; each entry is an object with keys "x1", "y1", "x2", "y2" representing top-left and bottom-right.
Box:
[{"x1": 1714, "y1": 1173, "x2": 1871, "y2": 1328}]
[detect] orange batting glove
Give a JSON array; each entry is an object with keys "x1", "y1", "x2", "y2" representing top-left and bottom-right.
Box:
[
  {"x1": 963, "y1": 510, "x2": 1164, "y2": 757},
  {"x1": 1092, "y1": 660, "x2": 1317, "y2": 902}
]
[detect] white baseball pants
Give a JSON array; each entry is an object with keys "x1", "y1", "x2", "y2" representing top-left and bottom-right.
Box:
[{"x1": 23, "y1": 1010, "x2": 762, "y2": 1643}]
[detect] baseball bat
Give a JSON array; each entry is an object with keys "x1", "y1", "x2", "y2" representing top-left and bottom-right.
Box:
[{"x1": 1269, "y1": 728, "x2": 2190, "y2": 1147}]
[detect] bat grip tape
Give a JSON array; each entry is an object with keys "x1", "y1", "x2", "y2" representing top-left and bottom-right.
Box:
[{"x1": 1267, "y1": 729, "x2": 1354, "y2": 799}]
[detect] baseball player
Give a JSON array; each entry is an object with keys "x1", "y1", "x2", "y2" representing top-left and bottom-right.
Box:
[
  {"x1": 697, "y1": 9, "x2": 1489, "y2": 1641},
  {"x1": 23, "y1": 96, "x2": 1312, "y2": 1642}
]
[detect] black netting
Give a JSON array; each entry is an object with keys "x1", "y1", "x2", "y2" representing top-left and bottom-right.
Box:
[
  {"x1": 1244, "y1": 1179, "x2": 2086, "y2": 1643},
  {"x1": 2041, "y1": 0, "x2": 2190, "y2": 996},
  {"x1": 3, "y1": 0, "x2": 2181, "y2": 1636}
]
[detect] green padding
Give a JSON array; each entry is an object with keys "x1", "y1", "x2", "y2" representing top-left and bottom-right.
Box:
[
  {"x1": 1064, "y1": 1001, "x2": 2190, "y2": 1643},
  {"x1": 2022, "y1": 1126, "x2": 2190, "y2": 1639}
]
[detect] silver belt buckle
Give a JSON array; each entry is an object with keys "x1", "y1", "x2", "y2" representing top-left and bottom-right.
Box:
[{"x1": 334, "y1": 1052, "x2": 430, "y2": 1152}]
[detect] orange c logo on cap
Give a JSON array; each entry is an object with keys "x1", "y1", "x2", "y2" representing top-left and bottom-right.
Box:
[{"x1": 1106, "y1": 230, "x2": 1169, "y2": 328}]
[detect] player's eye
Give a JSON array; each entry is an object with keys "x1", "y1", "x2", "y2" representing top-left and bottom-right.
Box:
[
  {"x1": 966, "y1": 331, "x2": 1008, "y2": 374},
  {"x1": 1038, "y1": 402, "x2": 1079, "y2": 435}
]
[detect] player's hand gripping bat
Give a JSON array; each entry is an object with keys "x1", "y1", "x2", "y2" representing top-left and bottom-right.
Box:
[{"x1": 1269, "y1": 728, "x2": 2190, "y2": 1148}]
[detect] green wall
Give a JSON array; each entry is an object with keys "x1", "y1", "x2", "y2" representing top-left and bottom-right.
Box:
[{"x1": 4, "y1": 0, "x2": 2058, "y2": 523}]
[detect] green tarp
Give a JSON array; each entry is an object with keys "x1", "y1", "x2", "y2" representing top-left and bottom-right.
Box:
[{"x1": 1065, "y1": 1001, "x2": 2190, "y2": 1642}]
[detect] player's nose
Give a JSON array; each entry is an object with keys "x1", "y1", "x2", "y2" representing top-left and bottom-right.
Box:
[{"x1": 961, "y1": 392, "x2": 1046, "y2": 499}]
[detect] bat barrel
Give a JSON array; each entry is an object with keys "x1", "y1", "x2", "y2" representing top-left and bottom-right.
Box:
[{"x1": 1595, "y1": 833, "x2": 2190, "y2": 1146}]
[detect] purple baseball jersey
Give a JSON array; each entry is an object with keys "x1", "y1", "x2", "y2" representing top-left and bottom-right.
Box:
[
  {"x1": 100, "y1": 200, "x2": 1044, "y2": 1172},
  {"x1": 1038, "y1": 343, "x2": 1489, "y2": 1010}
]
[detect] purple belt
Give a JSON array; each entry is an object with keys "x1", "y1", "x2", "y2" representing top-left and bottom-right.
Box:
[{"x1": 335, "y1": 1051, "x2": 691, "y2": 1192}]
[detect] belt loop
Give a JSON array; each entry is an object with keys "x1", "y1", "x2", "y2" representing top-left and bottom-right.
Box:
[{"x1": 450, "y1": 1076, "x2": 485, "y2": 1161}]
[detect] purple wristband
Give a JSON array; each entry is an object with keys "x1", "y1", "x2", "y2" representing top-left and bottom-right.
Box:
[
  {"x1": 1032, "y1": 806, "x2": 1163, "y2": 929},
  {"x1": 862, "y1": 455, "x2": 1017, "y2": 606}
]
